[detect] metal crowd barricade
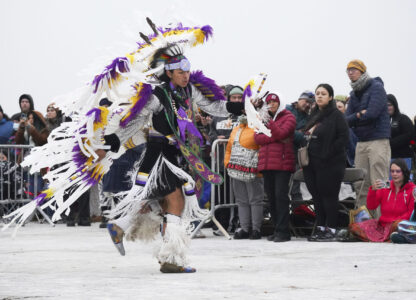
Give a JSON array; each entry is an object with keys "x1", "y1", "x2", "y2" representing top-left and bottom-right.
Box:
[
  {"x1": 191, "y1": 139, "x2": 237, "y2": 240},
  {"x1": 0, "y1": 144, "x2": 54, "y2": 226}
]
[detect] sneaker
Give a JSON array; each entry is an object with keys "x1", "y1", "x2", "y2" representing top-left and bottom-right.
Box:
[
  {"x1": 66, "y1": 220, "x2": 75, "y2": 227},
  {"x1": 233, "y1": 229, "x2": 250, "y2": 240},
  {"x1": 78, "y1": 220, "x2": 91, "y2": 226},
  {"x1": 213, "y1": 229, "x2": 224, "y2": 236},
  {"x1": 308, "y1": 228, "x2": 325, "y2": 242},
  {"x1": 107, "y1": 223, "x2": 125, "y2": 256},
  {"x1": 99, "y1": 221, "x2": 108, "y2": 229},
  {"x1": 99, "y1": 216, "x2": 108, "y2": 229},
  {"x1": 267, "y1": 234, "x2": 275, "y2": 241},
  {"x1": 160, "y1": 262, "x2": 196, "y2": 273},
  {"x1": 273, "y1": 234, "x2": 291, "y2": 242},
  {"x1": 315, "y1": 228, "x2": 336, "y2": 242},
  {"x1": 193, "y1": 230, "x2": 206, "y2": 239},
  {"x1": 390, "y1": 232, "x2": 409, "y2": 244},
  {"x1": 249, "y1": 230, "x2": 262, "y2": 240}
]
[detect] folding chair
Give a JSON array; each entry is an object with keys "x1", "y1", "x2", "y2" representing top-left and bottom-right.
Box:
[
  {"x1": 288, "y1": 167, "x2": 367, "y2": 235},
  {"x1": 339, "y1": 168, "x2": 367, "y2": 216},
  {"x1": 288, "y1": 169, "x2": 315, "y2": 236}
]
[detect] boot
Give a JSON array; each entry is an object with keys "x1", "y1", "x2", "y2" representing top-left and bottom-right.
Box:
[
  {"x1": 160, "y1": 262, "x2": 196, "y2": 273},
  {"x1": 107, "y1": 223, "x2": 125, "y2": 256},
  {"x1": 157, "y1": 214, "x2": 194, "y2": 273}
]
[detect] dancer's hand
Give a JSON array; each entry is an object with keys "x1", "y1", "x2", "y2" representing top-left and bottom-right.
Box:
[
  {"x1": 139, "y1": 203, "x2": 151, "y2": 214},
  {"x1": 95, "y1": 149, "x2": 107, "y2": 162}
]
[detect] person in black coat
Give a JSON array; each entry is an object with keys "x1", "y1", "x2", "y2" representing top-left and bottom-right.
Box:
[
  {"x1": 387, "y1": 94, "x2": 414, "y2": 169},
  {"x1": 303, "y1": 84, "x2": 349, "y2": 241}
]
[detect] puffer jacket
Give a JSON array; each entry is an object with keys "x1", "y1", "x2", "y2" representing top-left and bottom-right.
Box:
[
  {"x1": 224, "y1": 123, "x2": 259, "y2": 167},
  {"x1": 346, "y1": 77, "x2": 390, "y2": 142},
  {"x1": 254, "y1": 109, "x2": 296, "y2": 172},
  {"x1": 367, "y1": 181, "x2": 415, "y2": 225}
]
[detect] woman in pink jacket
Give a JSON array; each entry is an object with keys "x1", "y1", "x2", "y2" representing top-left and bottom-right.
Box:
[
  {"x1": 350, "y1": 158, "x2": 415, "y2": 242},
  {"x1": 254, "y1": 93, "x2": 296, "y2": 242}
]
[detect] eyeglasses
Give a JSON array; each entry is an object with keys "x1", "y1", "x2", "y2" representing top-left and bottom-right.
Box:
[
  {"x1": 390, "y1": 169, "x2": 402, "y2": 174},
  {"x1": 346, "y1": 68, "x2": 359, "y2": 74}
]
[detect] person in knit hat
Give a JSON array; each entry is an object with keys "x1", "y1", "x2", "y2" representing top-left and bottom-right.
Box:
[
  {"x1": 209, "y1": 85, "x2": 244, "y2": 235},
  {"x1": 46, "y1": 102, "x2": 64, "y2": 132},
  {"x1": 224, "y1": 106, "x2": 264, "y2": 240},
  {"x1": 255, "y1": 92, "x2": 296, "y2": 242},
  {"x1": 345, "y1": 59, "x2": 390, "y2": 216},
  {"x1": 285, "y1": 90, "x2": 314, "y2": 204}
]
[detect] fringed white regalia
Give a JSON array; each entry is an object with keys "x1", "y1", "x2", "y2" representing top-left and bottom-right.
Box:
[{"x1": 2, "y1": 18, "x2": 217, "y2": 247}]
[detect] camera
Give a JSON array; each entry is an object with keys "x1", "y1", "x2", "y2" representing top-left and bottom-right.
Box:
[
  {"x1": 21, "y1": 113, "x2": 27, "y2": 121},
  {"x1": 381, "y1": 181, "x2": 390, "y2": 189}
]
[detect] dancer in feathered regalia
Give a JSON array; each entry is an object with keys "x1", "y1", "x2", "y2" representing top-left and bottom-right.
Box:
[{"x1": 2, "y1": 18, "x2": 244, "y2": 273}]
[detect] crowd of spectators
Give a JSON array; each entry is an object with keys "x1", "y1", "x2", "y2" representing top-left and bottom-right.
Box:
[{"x1": 1, "y1": 58, "x2": 416, "y2": 244}]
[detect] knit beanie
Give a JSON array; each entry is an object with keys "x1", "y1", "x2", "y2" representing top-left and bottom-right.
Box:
[
  {"x1": 229, "y1": 86, "x2": 243, "y2": 96},
  {"x1": 265, "y1": 93, "x2": 280, "y2": 104},
  {"x1": 298, "y1": 91, "x2": 315, "y2": 102},
  {"x1": 347, "y1": 59, "x2": 366, "y2": 73},
  {"x1": 334, "y1": 95, "x2": 348, "y2": 102}
]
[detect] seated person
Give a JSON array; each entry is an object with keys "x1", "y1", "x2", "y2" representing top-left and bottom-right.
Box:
[
  {"x1": 391, "y1": 209, "x2": 416, "y2": 244},
  {"x1": 349, "y1": 159, "x2": 415, "y2": 242}
]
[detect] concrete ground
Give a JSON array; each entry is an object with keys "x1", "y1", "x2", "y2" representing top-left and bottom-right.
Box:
[{"x1": 0, "y1": 223, "x2": 415, "y2": 300}]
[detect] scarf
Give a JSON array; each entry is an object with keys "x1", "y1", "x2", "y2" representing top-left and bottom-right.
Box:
[{"x1": 350, "y1": 72, "x2": 372, "y2": 92}]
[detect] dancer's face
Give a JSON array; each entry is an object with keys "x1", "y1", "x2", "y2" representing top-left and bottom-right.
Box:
[{"x1": 167, "y1": 69, "x2": 190, "y2": 88}]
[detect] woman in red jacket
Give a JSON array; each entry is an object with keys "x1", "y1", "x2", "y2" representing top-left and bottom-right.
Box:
[
  {"x1": 350, "y1": 158, "x2": 415, "y2": 242},
  {"x1": 254, "y1": 93, "x2": 296, "y2": 242}
]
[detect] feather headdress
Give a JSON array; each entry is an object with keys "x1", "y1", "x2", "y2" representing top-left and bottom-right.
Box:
[{"x1": 2, "y1": 18, "x2": 215, "y2": 235}]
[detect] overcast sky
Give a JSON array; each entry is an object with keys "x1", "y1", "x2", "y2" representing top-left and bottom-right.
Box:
[{"x1": 1, "y1": 0, "x2": 415, "y2": 119}]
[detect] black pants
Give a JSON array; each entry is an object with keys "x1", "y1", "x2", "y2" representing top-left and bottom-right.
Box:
[
  {"x1": 303, "y1": 157, "x2": 345, "y2": 228},
  {"x1": 262, "y1": 170, "x2": 292, "y2": 238},
  {"x1": 68, "y1": 189, "x2": 90, "y2": 223},
  {"x1": 139, "y1": 141, "x2": 184, "y2": 198}
]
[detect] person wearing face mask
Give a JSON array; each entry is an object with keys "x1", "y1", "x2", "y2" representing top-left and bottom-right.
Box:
[
  {"x1": 254, "y1": 93, "x2": 296, "y2": 242},
  {"x1": 303, "y1": 84, "x2": 349, "y2": 241},
  {"x1": 224, "y1": 114, "x2": 264, "y2": 240}
]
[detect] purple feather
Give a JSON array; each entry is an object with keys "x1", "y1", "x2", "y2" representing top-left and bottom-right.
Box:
[
  {"x1": 91, "y1": 57, "x2": 130, "y2": 93},
  {"x1": 86, "y1": 108, "x2": 102, "y2": 123},
  {"x1": 243, "y1": 84, "x2": 252, "y2": 102},
  {"x1": 137, "y1": 24, "x2": 213, "y2": 47},
  {"x1": 120, "y1": 83, "x2": 153, "y2": 128},
  {"x1": 190, "y1": 70, "x2": 225, "y2": 101},
  {"x1": 200, "y1": 25, "x2": 213, "y2": 41},
  {"x1": 35, "y1": 193, "x2": 48, "y2": 206}
]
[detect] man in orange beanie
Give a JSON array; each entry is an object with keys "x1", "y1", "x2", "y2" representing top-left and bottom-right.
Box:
[{"x1": 345, "y1": 59, "x2": 390, "y2": 217}]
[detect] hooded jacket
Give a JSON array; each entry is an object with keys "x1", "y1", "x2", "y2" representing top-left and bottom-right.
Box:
[
  {"x1": 367, "y1": 181, "x2": 415, "y2": 225},
  {"x1": 254, "y1": 109, "x2": 296, "y2": 172},
  {"x1": 285, "y1": 102, "x2": 310, "y2": 149},
  {"x1": 15, "y1": 111, "x2": 49, "y2": 146},
  {"x1": 345, "y1": 77, "x2": 390, "y2": 141},
  {"x1": 11, "y1": 94, "x2": 46, "y2": 133},
  {"x1": 387, "y1": 94, "x2": 414, "y2": 158}
]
